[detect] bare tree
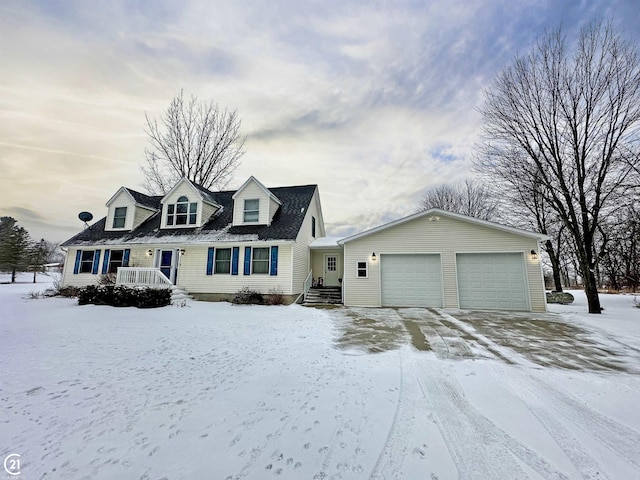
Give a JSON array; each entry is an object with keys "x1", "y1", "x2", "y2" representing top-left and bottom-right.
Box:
[
  {"x1": 419, "y1": 179, "x2": 500, "y2": 221},
  {"x1": 476, "y1": 21, "x2": 640, "y2": 313},
  {"x1": 501, "y1": 173, "x2": 569, "y2": 292},
  {"x1": 142, "y1": 90, "x2": 246, "y2": 194}
]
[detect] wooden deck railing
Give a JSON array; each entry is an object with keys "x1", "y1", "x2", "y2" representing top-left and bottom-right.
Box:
[{"x1": 116, "y1": 267, "x2": 172, "y2": 288}]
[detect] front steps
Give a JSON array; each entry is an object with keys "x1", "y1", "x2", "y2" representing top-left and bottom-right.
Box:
[
  {"x1": 304, "y1": 286, "x2": 342, "y2": 305},
  {"x1": 170, "y1": 285, "x2": 193, "y2": 303}
]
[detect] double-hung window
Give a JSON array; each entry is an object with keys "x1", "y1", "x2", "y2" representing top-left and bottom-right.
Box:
[
  {"x1": 113, "y1": 207, "x2": 127, "y2": 228},
  {"x1": 244, "y1": 199, "x2": 259, "y2": 223},
  {"x1": 357, "y1": 261, "x2": 368, "y2": 278},
  {"x1": 108, "y1": 250, "x2": 124, "y2": 273},
  {"x1": 80, "y1": 251, "x2": 96, "y2": 273},
  {"x1": 167, "y1": 196, "x2": 197, "y2": 226},
  {"x1": 215, "y1": 248, "x2": 232, "y2": 274},
  {"x1": 252, "y1": 247, "x2": 270, "y2": 274}
]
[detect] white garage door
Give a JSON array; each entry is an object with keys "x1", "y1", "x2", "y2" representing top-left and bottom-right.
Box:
[
  {"x1": 457, "y1": 253, "x2": 529, "y2": 311},
  {"x1": 381, "y1": 254, "x2": 442, "y2": 307}
]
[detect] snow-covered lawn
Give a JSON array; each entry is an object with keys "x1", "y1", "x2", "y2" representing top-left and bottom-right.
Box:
[{"x1": 2, "y1": 274, "x2": 640, "y2": 480}]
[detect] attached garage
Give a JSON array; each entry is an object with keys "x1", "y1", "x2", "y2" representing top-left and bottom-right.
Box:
[
  {"x1": 456, "y1": 253, "x2": 529, "y2": 311},
  {"x1": 381, "y1": 254, "x2": 442, "y2": 307},
  {"x1": 339, "y1": 208, "x2": 548, "y2": 312}
]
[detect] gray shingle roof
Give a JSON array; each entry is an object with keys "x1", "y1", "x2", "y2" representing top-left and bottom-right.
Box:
[
  {"x1": 125, "y1": 188, "x2": 162, "y2": 209},
  {"x1": 61, "y1": 184, "x2": 317, "y2": 246}
]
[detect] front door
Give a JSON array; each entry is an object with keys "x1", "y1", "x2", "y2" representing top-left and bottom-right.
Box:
[
  {"x1": 159, "y1": 250, "x2": 176, "y2": 284},
  {"x1": 324, "y1": 254, "x2": 339, "y2": 286}
]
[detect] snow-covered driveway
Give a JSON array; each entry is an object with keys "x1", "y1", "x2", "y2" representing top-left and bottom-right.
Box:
[{"x1": 2, "y1": 277, "x2": 640, "y2": 480}]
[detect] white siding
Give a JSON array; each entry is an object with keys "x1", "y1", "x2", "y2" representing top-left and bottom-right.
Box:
[
  {"x1": 62, "y1": 246, "x2": 156, "y2": 287},
  {"x1": 177, "y1": 243, "x2": 293, "y2": 295},
  {"x1": 160, "y1": 181, "x2": 209, "y2": 228},
  {"x1": 105, "y1": 190, "x2": 135, "y2": 232},
  {"x1": 132, "y1": 206, "x2": 156, "y2": 229},
  {"x1": 292, "y1": 189, "x2": 323, "y2": 294},
  {"x1": 342, "y1": 215, "x2": 546, "y2": 312},
  {"x1": 232, "y1": 181, "x2": 277, "y2": 226},
  {"x1": 311, "y1": 249, "x2": 343, "y2": 286}
]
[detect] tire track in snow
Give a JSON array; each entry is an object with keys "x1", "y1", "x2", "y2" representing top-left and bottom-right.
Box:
[
  {"x1": 413, "y1": 358, "x2": 569, "y2": 480},
  {"x1": 503, "y1": 368, "x2": 640, "y2": 474},
  {"x1": 369, "y1": 351, "x2": 411, "y2": 479}
]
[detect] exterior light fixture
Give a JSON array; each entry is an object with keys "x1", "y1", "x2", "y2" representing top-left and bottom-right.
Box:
[
  {"x1": 146, "y1": 249, "x2": 153, "y2": 257},
  {"x1": 530, "y1": 249, "x2": 538, "y2": 259},
  {"x1": 179, "y1": 249, "x2": 186, "y2": 256},
  {"x1": 371, "y1": 252, "x2": 377, "y2": 260}
]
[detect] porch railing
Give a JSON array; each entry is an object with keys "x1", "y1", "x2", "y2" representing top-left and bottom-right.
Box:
[
  {"x1": 116, "y1": 267, "x2": 172, "y2": 288},
  {"x1": 303, "y1": 270, "x2": 313, "y2": 301}
]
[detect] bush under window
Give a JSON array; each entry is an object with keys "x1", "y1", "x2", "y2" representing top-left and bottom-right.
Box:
[{"x1": 77, "y1": 285, "x2": 170, "y2": 308}]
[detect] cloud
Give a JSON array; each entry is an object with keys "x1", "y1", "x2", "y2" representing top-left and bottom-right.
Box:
[{"x1": 1, "y1": 0, "x2": 638, "y2": 241}]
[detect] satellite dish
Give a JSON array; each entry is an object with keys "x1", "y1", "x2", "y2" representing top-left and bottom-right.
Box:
[
  {"x1": 78, "y1": 211, "x2": 93, "y2": 230},
  {"x1": 78, "y1": 211, "x2": 93, "y2": 222}
]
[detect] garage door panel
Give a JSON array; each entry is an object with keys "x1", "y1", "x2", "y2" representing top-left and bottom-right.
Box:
[
  {"x1": 457, "y1": 253, "x2": 529, "y2": 311},
  {"x1": 381, "y1": 254, "x2": 442, "y2": 307}
]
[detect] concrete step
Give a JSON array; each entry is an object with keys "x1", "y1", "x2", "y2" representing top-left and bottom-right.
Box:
[
  {"x1": 304, "y1": 287, "x2": 342, "y2": 305},
  {"x1": 170, "y1": 286, "x2": 193, "y2": 303}
]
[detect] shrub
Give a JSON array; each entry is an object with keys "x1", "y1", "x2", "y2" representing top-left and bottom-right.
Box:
[
  {"x1": 266, "y1": 287, "x2": 285, "y2": 305},
  {"x1": 136, "y1": 288, "x2": 171, "y2": 308},
  {"x1": 77, "y1": 285, "x2": 170, "y2": 308},
  {"x1": 78, "y1": 285, "x2": 101, "y2": 305},
  {"x1": 58, "y1": 285, "x2": 80, "y2": 298},
  {"x1": 232, "y1": 287, "x2": 264, "y2": 305},
  {"x1": 97, "y1": 272, "x2": 117, "y2": 285},
  {"x1": 50, "y1": 277, "x2": 80, "y2": 298}
]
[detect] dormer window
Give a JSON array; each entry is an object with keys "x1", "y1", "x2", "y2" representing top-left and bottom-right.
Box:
[
  {"x1": 112, "y1": 207, "x2": 127, "y2": 229},
  {"x1": 167, "y1": 196, "x2": 197, "y2": 226},
  {"x1": 244, "y1": 199, "x2": 259, "y2": 223}
]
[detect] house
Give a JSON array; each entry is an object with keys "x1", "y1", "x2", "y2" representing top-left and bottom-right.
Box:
[
  {"x1": 61, "y1": 177, "x2": 548, "y2": 312},
  {"x1": 61, "y1": 176, "x2": 324, "y2": 303},
  {"x1": 321, "y1": 209, "x2": 548, "y2": 312}
]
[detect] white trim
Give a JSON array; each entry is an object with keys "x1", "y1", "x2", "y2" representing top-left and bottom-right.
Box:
[
  {"x1": 356, "y1": 260, "x2": 368, "y2": 279},
  {"x1": 243, "y1": 198, "x2": 260, "y2": 223},
  {"x1": 232, "y1": 176, "x2": 282, "y2": 205},
  {"x1": 339, "y1": 208, "x2": 550, "y2": 244},
  {"x1": 160, "y1": 177, "x2": 222, "y2": 208}
]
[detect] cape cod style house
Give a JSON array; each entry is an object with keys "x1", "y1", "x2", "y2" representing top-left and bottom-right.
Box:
[
  {"x1": 61, "y1": 176, "x2": 324, "y2": 303},
  {"x1": 61, "y1": 176, "x2": 549, "y2": 312}
]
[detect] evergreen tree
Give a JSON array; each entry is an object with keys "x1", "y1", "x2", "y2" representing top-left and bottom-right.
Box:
[{"x1": 0, "y1": 217, "x2": 31, "y2": 283}]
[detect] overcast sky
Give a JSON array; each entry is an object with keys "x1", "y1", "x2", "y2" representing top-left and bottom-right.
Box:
[{"x1": 1, "y1": 0, "x2": 638, "y2": 242}]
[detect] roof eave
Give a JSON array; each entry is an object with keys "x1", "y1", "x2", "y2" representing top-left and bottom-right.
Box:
[{"x1": 339, "y1": 208, "x2": 550, "y2": 244}]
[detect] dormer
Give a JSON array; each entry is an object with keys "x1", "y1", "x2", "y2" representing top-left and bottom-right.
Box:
[
  {"x1": 232, "y1": 176, "x2": 282, "y2": 226},
  {"x1": 160, "y1": 178, "x2": 222, "y2": 229},
  {"x1": 105, "y1": 187, "x2": 159, "y2": 232}
]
